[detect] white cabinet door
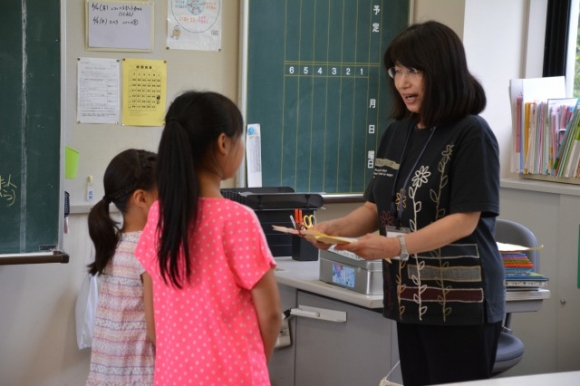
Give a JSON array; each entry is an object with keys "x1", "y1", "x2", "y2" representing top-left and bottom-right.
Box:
[
  {"x1": 294, "y1": 290, "x2": 401, "y2": 386},
  {"x1": 269, "y1": 284, "x2": 297, "y2": 386},
  {"x1": 555, "y1": 194, "x2": 580, "y2": 371},
  {"x1": 500, "y1": 187, "x2": 580, "y2": 375}
]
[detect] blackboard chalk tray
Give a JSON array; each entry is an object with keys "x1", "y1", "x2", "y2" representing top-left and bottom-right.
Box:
[{"x1": 0, "y1": 251, "x2": 70, "y2": 266}]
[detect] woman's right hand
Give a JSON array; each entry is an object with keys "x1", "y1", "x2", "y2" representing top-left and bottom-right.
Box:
[
  {"x1": 306, "y1": 202, "x2": 379, "y2": 250},
  {"x1": 305, "y1": 220, "x2": 337, "y2": 250}
]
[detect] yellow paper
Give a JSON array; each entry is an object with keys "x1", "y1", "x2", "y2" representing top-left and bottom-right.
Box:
[
  {"x1": 272, "y1": 225, "x2": 356, "y2": 244},
  {"x1": 307, "y1": 234, "x2": 357, "y2": 245},
  {"x1": 121, "y1": 58, "x2": 167, "y2": 126}
]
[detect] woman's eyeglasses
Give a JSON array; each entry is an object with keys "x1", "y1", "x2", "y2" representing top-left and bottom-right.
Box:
[{"x1": 387, "y1": 67, "x2": 421, "y2": 79}]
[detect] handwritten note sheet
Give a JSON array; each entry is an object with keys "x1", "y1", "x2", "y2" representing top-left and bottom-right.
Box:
[{"x1": 87, "y1": 1, "x2": 154, "y2": 51}]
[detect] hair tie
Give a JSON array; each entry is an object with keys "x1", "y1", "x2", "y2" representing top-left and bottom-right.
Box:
[{"x1": 103, "y1": 196, "x2": 112, "y2": 204}]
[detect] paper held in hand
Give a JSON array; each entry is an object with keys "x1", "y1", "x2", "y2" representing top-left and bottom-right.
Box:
[
  {"x1": 497, "y1": 242, "x2": 544, "y2": 252},
  {"x1": 271, "y1": 225, "x2": 357, "y2": 245}
]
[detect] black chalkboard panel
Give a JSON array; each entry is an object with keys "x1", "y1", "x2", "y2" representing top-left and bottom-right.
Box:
[
  {"x1": 246, "y1": 0, "x2": 409, "y2": 193},
  {"x1": 0, "y1": 0, "x2": 61, "y2": 254}
]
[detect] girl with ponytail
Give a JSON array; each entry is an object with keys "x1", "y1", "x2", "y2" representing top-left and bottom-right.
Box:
[{"x1": 86, "y1": 148, "x2": 157, "y2": 386}]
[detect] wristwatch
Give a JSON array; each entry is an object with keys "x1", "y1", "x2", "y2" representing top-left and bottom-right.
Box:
[{"x1": 397, "y1": 235, "x2": 409, "y2": 261}]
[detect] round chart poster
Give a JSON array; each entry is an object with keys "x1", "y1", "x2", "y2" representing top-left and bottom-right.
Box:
[{"x1": 167, "y1": 0, "x2": 222, "y2": 51}]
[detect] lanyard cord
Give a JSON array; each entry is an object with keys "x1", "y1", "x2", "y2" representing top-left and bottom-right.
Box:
[{"x1": 391, "y1": 126, "x2": 437, "y2": 227}]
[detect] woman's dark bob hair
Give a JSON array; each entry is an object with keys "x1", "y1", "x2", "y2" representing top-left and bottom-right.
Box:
[{"x1": 384, "y1": 21, "x2": 486, "y2": 128}]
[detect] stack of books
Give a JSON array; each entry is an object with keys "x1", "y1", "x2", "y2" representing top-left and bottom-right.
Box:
[{"x1": 498, "y1": 242, "x2": 549, "y2": 290}]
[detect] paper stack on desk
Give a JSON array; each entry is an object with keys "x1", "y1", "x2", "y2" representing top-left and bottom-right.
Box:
[{"x1": 498, "y1": 242, "x2": 548, "y2": 289}]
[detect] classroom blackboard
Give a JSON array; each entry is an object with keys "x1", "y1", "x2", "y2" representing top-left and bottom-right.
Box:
[
  {"x1": 244, "y1": 0, "x2": 409, "y2": 193},
  {"x1": 0, "y1": 0, "x2": 61, "y2": 254}
]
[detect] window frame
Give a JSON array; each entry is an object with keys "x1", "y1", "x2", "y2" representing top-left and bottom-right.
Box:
[{"x1": 566, "y1": 0, "x2": 580, "y2": 96}]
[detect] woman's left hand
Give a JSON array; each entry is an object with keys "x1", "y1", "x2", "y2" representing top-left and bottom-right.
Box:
[{"x1": 334, "y1": 233, "x2": 399, "y2": 261}]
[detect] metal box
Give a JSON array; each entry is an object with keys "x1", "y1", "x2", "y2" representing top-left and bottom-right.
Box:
[{"x1": 319, "y1": 248, "x2": 383, "y2": 295}]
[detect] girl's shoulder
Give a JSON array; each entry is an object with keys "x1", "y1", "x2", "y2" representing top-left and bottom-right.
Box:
[{"x1": 201, "y1": 197, "x2": 257, "y2": 219}]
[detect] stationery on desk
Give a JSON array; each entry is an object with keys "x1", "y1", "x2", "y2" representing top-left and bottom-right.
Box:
[
  {"x1": 272, "y1": 209, "x2": 357, "y2": 245},
  {"x1": 273, "y1": 209, "x2": 394, "y2": 264}
]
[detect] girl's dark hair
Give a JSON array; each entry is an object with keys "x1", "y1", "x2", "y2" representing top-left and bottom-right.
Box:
[
  {"x1": 384, "y1": 20, "x2": 486, "y2": 128},
  {"x1": 156, "y1": 91, "x2": 243, "y2": 288},
  {"x1": 87, "y1": 149, "x2": 157, "y2": 275}
]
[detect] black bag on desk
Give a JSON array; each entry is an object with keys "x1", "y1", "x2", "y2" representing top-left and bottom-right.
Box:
[{"x1": 221, "y1": 187, "x2": 323, "y2": 261}]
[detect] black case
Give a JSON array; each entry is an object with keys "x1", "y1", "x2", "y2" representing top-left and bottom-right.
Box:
[{"x1": 221, "y1": 187, "x2": 323, "y2": 261}]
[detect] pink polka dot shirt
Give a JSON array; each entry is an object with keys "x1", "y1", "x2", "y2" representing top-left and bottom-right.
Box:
[{"x1": 135, "y1": 198, "x2": 276, "y2": 385}]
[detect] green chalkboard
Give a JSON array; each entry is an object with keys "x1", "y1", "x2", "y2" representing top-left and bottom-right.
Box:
[
  {"x1": 0, "y1": 0, "x2": 61, "y2": 254},
  {"x1": 246, "y1": 0, "x2": 409, "y2": 193}
]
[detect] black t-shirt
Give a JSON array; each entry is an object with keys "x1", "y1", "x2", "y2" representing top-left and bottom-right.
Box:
[{"x1": 365, "y1": 115, "x2": 505, "y2": 325}]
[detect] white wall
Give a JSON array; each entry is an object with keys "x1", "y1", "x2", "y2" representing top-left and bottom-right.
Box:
[
  {"x1": 413, "y1": 0, "x2": 466, "y2": 38},
  {"x1": 64, "y1": 0, "x2": 241, "y2": 209},
  {"x1": 464, "y1": 0, "x2": 528, "y2": 179},
  {"x1": 415, "y1": 0, "x2": 548, "y2": 180},
  {"x1": 0, "y1": 1, "x2": 241, "y2": 385},
  {"x1": 0, "y1": 1, "x2": 566, "y2": 385}
]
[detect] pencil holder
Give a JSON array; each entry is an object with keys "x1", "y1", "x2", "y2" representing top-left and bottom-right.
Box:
[{"x1": 292, "y1": 236, "x2": 319, "y2": 261}]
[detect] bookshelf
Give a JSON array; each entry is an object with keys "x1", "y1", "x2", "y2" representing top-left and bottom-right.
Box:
[
  {"x1": 522, "y1": 174, "x2": 580, "y2": 186},
  {"x1": 510, "y1": 76, "x2": 580, "y2": 185}
]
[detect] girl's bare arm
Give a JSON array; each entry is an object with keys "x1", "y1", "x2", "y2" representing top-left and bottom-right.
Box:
[
  {"x1": 251, "y1": 269, "x2": 282, "y2": 362},
  {"x1": 142, "y1": 272, "x2": 156, "y2": 345}
]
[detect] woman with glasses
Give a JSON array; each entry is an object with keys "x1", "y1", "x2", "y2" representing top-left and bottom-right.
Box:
[{"x1": 309, "y1": 21, "x2": 503, "y2": 386}]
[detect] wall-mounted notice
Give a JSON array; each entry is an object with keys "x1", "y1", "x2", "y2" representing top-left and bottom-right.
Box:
[
  {"x1": 77, "y1": 57, "x2": 120, "y2": 124},
  {"x1": 167, "y1": 0, "x2": 222, "y2": 51},
  {"x1": 86, "y1": 0, "x2": 154, "y2": 52},
  {"x1": 121, "y1": 58, "x2": 167, "y2": 127},
  {"x1": 246, "y1": 124, "x2": 262, "y2": 187}
]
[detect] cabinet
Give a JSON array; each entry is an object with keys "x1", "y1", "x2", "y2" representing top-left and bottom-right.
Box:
[
  {"x1": 269, "y1": 285, "x2": 402, "y2": 386},
  {"x1": 499, "y1": 183, "x2": 580, "y2": 375},
  {"x1": 269, "y1": 284, "x2": 297, "y2": 385}
]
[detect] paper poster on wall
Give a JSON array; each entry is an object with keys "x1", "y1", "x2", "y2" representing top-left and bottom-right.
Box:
[
  {"x1": 246, "y1": 124, "x2": 262, "y2": 187},
  {"x1": 166, "y1": 0, "x2": 222, "y2": 51},
  {"x1": 77, "y1": 57, "x2": 120, "y2": 124},
  {"x1": 86, "y1": 0, "x2": 154, "y2": 52},
  {"x1": 121, "y1": 58, "x2": 167, "y2": 127}
]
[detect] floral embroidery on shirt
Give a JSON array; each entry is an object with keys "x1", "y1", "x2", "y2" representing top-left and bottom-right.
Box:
[
  {"x1": 433, "y1": 145, "x2": 453, "y2": 320},
  {"x1": 397, "y1": 146, "x2": 454, "y2": 321}
]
